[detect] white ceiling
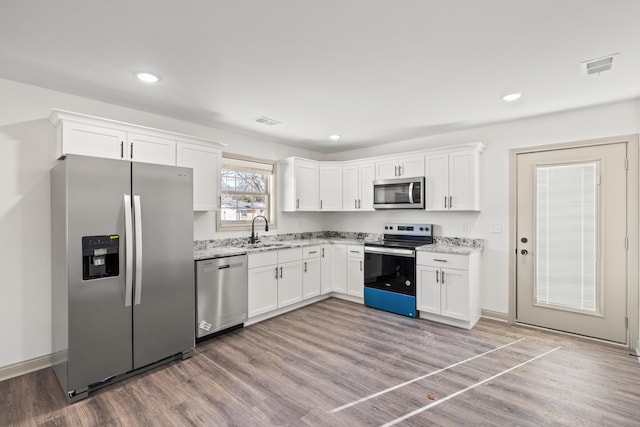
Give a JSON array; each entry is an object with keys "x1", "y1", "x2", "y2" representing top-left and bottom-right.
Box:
[{"x1": 1, "y1": 1, "x2": 639, "y2": 153}]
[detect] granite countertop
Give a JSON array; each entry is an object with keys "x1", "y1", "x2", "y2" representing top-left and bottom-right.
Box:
[
  {"x1": 416, "y1": 243, "x2": 483, "y2": 255},
  {"x1": 194, "y1": 237, "x2": 367, "y2": 260}
]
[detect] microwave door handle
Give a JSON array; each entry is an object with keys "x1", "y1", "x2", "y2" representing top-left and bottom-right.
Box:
[{"x1": 408, "y1": 182, "x2": 414, "y2": 204}]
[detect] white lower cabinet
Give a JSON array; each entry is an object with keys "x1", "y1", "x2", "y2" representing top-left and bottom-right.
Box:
[
  {"x1": 333, "y1": 244, "x2": 348, "y2": 293},
  {"x1": 346, "y1": 245, "x2": 364, "y2": 298},
  {"x1": 248, "y1": 248, "x2": 303, "y2": 318},
  {"x1": 320, "y1": 245, "x2": 334, "y2": 294},
  {"x1": 416, "y1": 251, "x2": 481, "y2": 329},
  {"x1": 302, "y1": 246, "x2": 322, "y2": 299}
]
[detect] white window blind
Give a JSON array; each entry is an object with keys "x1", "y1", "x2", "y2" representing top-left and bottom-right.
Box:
[{"x1": 536, "y1": 163, "x2": 598, "y2": 312}]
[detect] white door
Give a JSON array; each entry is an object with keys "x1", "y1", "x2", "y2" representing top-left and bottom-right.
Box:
[
  {"x1": 358, "y1": 163, "x2": 375, "y2": 211},
  {"x1": 399, "y1": 156, "x2": 425, "y2": 178},
  {"x1": 516, "y1": 143, "x2": 628, "y2": 343},
  {"x1": 342, "y1": 164, "x2": 359, "y2": 211},
  {"x1": 302, "y1": 257, "x2": 321, "y2": 299},
  {"x1": 248, "y1": 265, "x2": 278, "y2": 318},
  {"x1": 425, "y1": 153, "x2": 448, "y2": 210},
  {"x1": 417, "y1": 265, "x2": 441, "y2": 314},
  {"x1": 333, "y1": 245, "x2": 348, "y2": 293},
  {"x1": 440, "y1": 268, "x2": 469, "y2": 321},
  {"x1": 448, "y1": 150, "x2": 474, "y2": 210},
  {"x1": 347, "y1": 255, "x2": 364, "y2": 297},
  {"x1": 319, "y1": 165, "x2": 343, "y2": 211},
  {"x1": 320, "y1": 245, "x2": 334, "y2": 294},
  {"x1": 277, "y1": 261, "x2": 303, "y2": 308},
  {"x1": 127, "y1": 132, "x2": 176, "y2": 165},
  {"x1": 295, "y1": 160, "x2": 319, "y2": 210}
]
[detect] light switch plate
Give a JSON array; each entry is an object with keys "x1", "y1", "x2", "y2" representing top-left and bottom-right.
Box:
[{"x1": 489, "y1": 223, "x2": 502, "y2": 233}]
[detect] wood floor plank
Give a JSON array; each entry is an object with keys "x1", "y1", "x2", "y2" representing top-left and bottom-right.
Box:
[{"x1": 2, "y1": 297, "x2": 639, "y2": 426}]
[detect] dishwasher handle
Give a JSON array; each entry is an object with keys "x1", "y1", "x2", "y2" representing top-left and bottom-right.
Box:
[{"x1": 202, "y1": 261, "x2": 245, "y2": 273}]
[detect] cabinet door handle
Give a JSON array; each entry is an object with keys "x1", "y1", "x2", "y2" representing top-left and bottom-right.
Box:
[
  {"x1": 360, "y1": 260, "x2": 363, "y2": 271},
  {"x1": 449, "y1": 195, "x2": 453, "y2": 208},
  {"x1": 436, "y1": 270, "x2": 439, "y2": 283},
  {"x1": 218, "y1": 195, "x2": 222, "y2": 208},
  {"x1": 441, "y1": 270, "x2": 445, "y2": 284},
  {"x1": 444, "y1": 196, "x2": 447, "y2": 208},
  {"x1": 355, "y1": 199, "x2": 358, "y2": 209},
  {"x1": 296, "y1": 198, "x2": 300, "y2": 209},
  {"x1": 321, "y1": 248, "x2": 325, "y2": 258},
  {"x1": 120, "y1": 141, "x2": 124, "y2": 159},
  {"x1": 309, "y1": 250, "x2": 318, "y2": 255},
  {"x1": 398, "y1": 165, "x2": 402, "y2": 176},
  {"x1": 274, "y1": 267, "x2": 278, "y2": 279},
  {"x1": 320, "y1": 200, "x2": 323, "y2": 210},
  {"x1": 279, "y1": 266, "x2": 283, "y2": 279},
  {"x1": 304, "y1": 262, "x2": 307, "y2": 272},
  {"x1": 358, "y1": 199, "x2": 361, "y2": 209},
  {"x1": 130, "y1": 142, "x2": 134, "y2": 159},
  {"x1": 433, "y1": 259, "x2": 448, "y2": 263},
  {"x1": 394, "y1": 165, "x2": 398, "y2": 177}
]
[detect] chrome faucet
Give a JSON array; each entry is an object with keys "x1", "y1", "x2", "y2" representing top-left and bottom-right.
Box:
[{"x1": 250, "y1": 215, "x2": 269, "y2": 244}]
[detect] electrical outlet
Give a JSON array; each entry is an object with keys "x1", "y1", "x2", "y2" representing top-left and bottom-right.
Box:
[{"x1": 489, "y1": 223, "x2": 502, "y2": 233}]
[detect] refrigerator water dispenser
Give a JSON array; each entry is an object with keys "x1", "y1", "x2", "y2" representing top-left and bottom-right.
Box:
[{"x1": 82, "y1": 235, "x2": 119, "y2": 280}]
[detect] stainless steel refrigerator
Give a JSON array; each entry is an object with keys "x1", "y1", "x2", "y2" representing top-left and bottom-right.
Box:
[{"x1": 51, "y1": 154, "x2": 195, "y2": 402}]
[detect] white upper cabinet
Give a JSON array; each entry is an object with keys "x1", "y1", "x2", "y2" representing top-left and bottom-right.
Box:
[
  {"x1": 278, "y1": 157, "x2": 320, "y2": 211},
  {"x1": 49, "y1": 110, "x2": 225, "y2": 211},
  {"x1": 343, "y1": 161, "x2": 375, "y2": 211},
  {"x1": 56, "y1": 121, "x2": 127, "y2": 160},
  {"x1": 127, "y1": 132, "x2": 176, "y2": 166},
  {"x1": 375, "y1": 155, "x2": 425, "y2": 180},
  {"x1": 425, "y1": 144, "x2": 483, "y2": 211},
  {"x1": 319, "y1": 164, "x2": 343, "y2": 211},
  {"x1": 176, "y1": 141, "x2": 221, "y2": 211}
]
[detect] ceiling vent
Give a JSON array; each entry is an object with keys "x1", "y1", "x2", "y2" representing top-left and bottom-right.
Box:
[
  {"x1": 582, "y1": 53, "x2": 618, "y2": 75},
  {"x1": 255, "y1": 116, "x2": 281, "y2": 126}
]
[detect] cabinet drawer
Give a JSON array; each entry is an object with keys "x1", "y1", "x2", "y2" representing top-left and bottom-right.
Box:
[
  {"x1": 303, "y1": 245, "x2": 321, "y2": 259},
  {"x1": 417, "y1": 252, "x2": 468, "y2": 270},
  {"x1": 347, "y1": 245, "x2": 364, "y2": 256},
  {"x1": 278, "y1": 247, "x2": 303, "y2": 264},
  {"x1": 248, "y1": 251, "x2": 278, "y2": 269}
]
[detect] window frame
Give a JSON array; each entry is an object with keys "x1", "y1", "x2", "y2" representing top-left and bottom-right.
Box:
[{"x1": 216, "y1": 154, "x2": 277, "y2": 232}]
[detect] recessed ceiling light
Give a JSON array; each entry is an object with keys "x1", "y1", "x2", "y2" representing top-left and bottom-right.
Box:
[
  {"x1": 136, "y1": 72, "x2": 160, "y2": 83},
  {"x1": 329, "y1": 134, "x2": 341, "y2": 141},
  {"x1": 502, "y1": 92, "x2": 522, "y2": 102}
]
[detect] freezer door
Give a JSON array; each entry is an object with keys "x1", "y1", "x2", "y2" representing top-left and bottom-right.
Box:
[
  {"x1": 131, "y1": 162, "x2": 194, "y2": 369},
  {"x1": 64, "y1": 155, "x2": 133, "y2": 391}
]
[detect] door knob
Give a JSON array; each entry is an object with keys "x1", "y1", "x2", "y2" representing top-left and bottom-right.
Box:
[
  {"x1": 521, "y1": 237, "x2": 528, "y2": 243},
  {"x1": 521, "y1": 249, "x2": 528, "y2": 255}
]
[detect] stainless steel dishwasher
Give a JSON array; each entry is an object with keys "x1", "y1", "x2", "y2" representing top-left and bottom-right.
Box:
[{"x1": 195, "y1": 254, "x2": 248, "y2": 338}]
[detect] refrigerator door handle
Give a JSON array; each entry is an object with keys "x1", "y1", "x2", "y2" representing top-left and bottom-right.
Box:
[
  {"x1": 124, "y1": 194, "x2": 133, "y2": 307},
  {"x1": 133, "y1": 195, "x2": 143, "y2": 305}
]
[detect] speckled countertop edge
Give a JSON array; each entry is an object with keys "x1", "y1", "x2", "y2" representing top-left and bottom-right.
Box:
[{"x1": 194, "y1": 232, "x2": 484, "y2": 260}]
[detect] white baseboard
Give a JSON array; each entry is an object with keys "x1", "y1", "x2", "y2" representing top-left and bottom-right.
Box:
[
  {"x1": 0, "y1": 354, "x2": 53, "y2": 383},
  {"x1": 481, "y1": 309, "x2": 509, "y2": 322}
]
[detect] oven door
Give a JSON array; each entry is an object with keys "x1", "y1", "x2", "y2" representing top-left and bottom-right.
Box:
[
  {"x1": 364, "y1": 247, "x2": 416, "y2": 296},
  {"x1": 373, "y1": 177, "x2": 424, "y2": 209}
]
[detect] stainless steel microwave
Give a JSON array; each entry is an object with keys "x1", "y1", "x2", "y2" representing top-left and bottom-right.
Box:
[{"x1": 373, "y1": 177, "x2": 425, "y2": 209}]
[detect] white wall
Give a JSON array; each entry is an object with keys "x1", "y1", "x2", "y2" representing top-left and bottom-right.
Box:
[
  {"x1": 327, "y1": 100, "x2": 640, "y2": 314},
  {"x1": 2, "y1": 75, "x2": 639, "y2": 371},
  {"x1": 0, "y1": 78, "x2": 325, "y2": 370}
]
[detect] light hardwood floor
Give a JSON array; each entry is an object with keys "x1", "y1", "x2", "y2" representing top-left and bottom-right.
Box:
[{"x1": 2, "y1": 297, "x2": 639, "y2": 426}]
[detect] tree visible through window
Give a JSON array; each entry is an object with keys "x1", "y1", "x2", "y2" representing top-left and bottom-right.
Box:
[{"x1": 219, "y1": 157, "x2": 274, "y2": 228}]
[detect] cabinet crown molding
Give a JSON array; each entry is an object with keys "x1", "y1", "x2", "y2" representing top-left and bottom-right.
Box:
[{"x1": 48, "y1": 109, "x2": 226, "y2": 148}]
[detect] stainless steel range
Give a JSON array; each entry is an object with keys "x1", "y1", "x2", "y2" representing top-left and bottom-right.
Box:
[{"x1": 364, "y1": 223, "x2": 433, "y2": 317}]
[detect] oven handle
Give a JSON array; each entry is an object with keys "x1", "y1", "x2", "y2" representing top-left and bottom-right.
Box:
[{"x1": 364, "y1": 246, "x2": 415, "y2": 257}]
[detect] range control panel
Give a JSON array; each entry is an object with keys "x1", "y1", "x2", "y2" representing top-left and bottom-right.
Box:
[{"x1": 383, "y1": 223, "x2": 433, "y2": 237}]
